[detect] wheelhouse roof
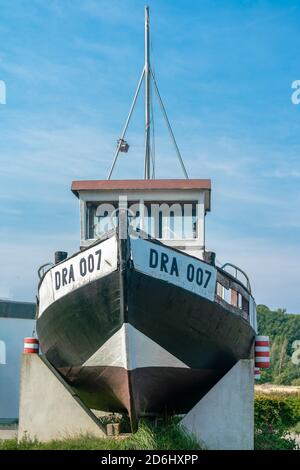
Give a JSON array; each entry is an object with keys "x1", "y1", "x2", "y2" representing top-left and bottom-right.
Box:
[
  {"x1": 72, "y1": 179, "x2": 211, "y2": 210},
  {"x1": 72, "y1": 178, "x2": 210, "y2": 195},
  {"x1": 72, "y1": 179, "x2": 211, "y2": 194}
]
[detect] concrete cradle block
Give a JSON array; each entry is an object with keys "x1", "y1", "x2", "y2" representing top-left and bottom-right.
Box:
[
  {"x1": 18, "y1": 354, "x2": 106, "y2": 443},
  {"x1": 182, "y1": 359, "x2": 254, "y2": 450}
]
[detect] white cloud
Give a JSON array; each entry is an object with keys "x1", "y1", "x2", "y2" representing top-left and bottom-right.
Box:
[
  {"x1": 0, "y1": 123, "x2": 115, "y2": 184},
  {"x1": 266, "y1": 168, "x2": 300, "y2": 178}
]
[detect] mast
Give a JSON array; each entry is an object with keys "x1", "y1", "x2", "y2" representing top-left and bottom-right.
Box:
[
  {"x1": 144, "y1": 6, "x2": 151, "y2": 179},
  {"x1": 107, "y1": 6, "x2": 188, "y2": 180}
]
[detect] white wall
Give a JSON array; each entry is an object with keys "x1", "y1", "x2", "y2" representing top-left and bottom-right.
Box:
[{"x1": 0, "y1": 318, "x2": 35, "y2": 419}]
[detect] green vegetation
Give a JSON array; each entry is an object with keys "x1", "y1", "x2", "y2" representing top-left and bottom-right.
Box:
[
  {"x1": 255, "y1": 305, "x2": 300, "y2": 448},
  {"x1": 290, "y1": 422, "x2": 300, "y2": 434},
  {"x1": 255, "y1": 393, "x2": 300, "y2": 428},
  {"x1": 254, "y1": 391, "x2": 300, "y2": 450},
  {"x1": 257, "y1": 305, "x2": 300, "y2": 385},
  {"x1": 0, "y1": 419, "x2": 202, "y2": 450},
  {"x1": 0, "y1": 396, "x2": 299, "y2": 450},
  {"x1": 254, "y1": 426, "x2": 298, "y2": 450}
]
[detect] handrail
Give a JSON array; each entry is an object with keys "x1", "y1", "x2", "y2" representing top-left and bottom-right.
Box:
[
  {"x1": 38, "y1": 263, "x2": 54, "y2": 280},
  {"x1": 220, "y1": 262, "x2": 251, "y2": 294}
]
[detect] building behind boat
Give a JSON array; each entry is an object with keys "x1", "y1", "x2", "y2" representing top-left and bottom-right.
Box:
[{"x1": 0, "y1": 299, "x2": 35, "y2": 423}]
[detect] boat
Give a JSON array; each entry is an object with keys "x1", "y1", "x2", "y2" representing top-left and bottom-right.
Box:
[{"x1": 36, "y1": 7, "x2": 257, "y2": 431}]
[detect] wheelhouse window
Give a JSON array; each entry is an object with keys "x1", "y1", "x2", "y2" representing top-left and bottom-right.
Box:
[
  {"x1": 143, "y1": 201, "x2": 198, "y2": 240},
  {"x1": 86, "y1": 202, "x2": 118, "y2": 239},
  {"x1": 86, "y1": 200, "x2": 199, "y2": 240}
]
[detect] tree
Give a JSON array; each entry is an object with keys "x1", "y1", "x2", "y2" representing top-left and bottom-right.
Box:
[{"x1": 257, "y1": 305, "x2": 300, "y2": 385}]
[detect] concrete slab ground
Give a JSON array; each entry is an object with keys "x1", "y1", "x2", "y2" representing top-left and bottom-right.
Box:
[{"x1": 18, "y1": 354, "x2": 107, "y2": 442}]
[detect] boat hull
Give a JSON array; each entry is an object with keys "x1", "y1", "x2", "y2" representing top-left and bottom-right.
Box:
[{"x1": 36, "y1": 233, "x2": 255, "y2": 427}]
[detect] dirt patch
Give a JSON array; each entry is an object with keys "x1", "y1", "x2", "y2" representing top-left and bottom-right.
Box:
[
  {"x1": 255, "y1": 384, "x2": 300, "y2": 394},
  {"x1": 0, "y1": 429, "x2": 18, "y2": 440}
]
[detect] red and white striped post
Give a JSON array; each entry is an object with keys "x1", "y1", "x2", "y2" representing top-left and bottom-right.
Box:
[
  {"x1": 255, "y1": 335, "x2": 270, "y2": 369},
  {"x1": 254, "y1": 367, "x2": 261, "y2": 380},
  {"x1": 24, "y1": 337, "x2": 39, "y2": 354}
]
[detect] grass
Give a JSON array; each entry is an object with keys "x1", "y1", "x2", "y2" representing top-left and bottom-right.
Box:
[
  {"x1": 2, "y1": 402, "x2": 299, "y2": 451},
  {"x1": 0, "y1": 419, "x2": 202, "y2": 450},
  {"x1": 254, "y1": 425, "x2": 299, "y2": 450}
]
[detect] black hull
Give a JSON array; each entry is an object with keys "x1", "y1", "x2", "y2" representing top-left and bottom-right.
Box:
[{"x1": 37, "y1": 235, "x2": 255, "y2": 426}]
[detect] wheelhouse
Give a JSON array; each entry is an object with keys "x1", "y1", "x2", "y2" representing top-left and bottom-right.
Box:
[{"x1": 71, "y1": 179, "x2": 211, "y2": 259}]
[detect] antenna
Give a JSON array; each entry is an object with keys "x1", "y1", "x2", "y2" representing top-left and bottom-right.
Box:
[{"x1": 107, "y1": 6, "x2": 188, "y2": 180}]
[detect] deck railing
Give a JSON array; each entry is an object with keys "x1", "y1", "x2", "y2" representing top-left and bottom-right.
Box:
[{"x1": 216, "y1": 264, "x2": 252, "y2": 321}]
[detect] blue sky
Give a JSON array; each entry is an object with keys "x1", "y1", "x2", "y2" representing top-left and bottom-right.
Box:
[{"x1": 0, "y1": 0, "x2": 300, "y2": 312}]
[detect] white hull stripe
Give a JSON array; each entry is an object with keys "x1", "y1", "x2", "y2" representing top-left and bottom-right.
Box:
[
  {"x1": 131, "y1": 238, "x2": 217, "y2": 302},
  {"x1": 83, "y1": 324, "x2": 189, "y2": 370},
  {"x1": 38, "y1": 236, "x2": 118, "y2": 317}
]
